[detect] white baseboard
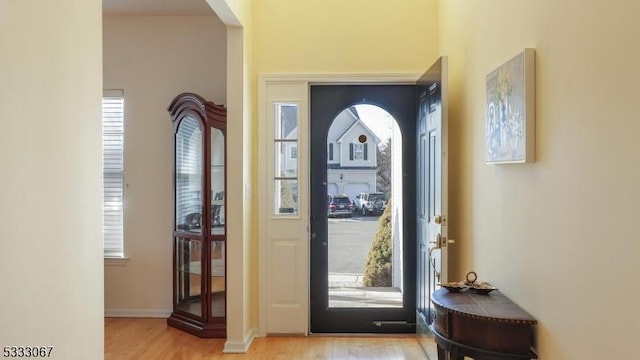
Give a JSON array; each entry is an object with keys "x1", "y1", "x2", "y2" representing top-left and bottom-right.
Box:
[
  {"x1": 223, "y1": 328, "x2": 258, "y2": 353},
  {"x1": 105, "y1": 309, "x2": 172, "y2": 318}
]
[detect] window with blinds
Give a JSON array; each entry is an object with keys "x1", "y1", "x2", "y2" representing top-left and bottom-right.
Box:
[{"x1": 102, "y1": 90, "x2": 125, "y2": 257}]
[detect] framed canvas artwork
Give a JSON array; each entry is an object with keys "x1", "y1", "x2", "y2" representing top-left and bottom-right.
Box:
[{"x1": 485, "y1": 48, "x2": 535, "y2": 164}]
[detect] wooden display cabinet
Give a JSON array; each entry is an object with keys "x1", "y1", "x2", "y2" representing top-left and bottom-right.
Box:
[{"x1": 167, "y1": 93, "x2": 226, "y2": 338}]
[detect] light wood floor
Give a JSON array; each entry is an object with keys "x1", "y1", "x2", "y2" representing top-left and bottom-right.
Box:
[{"x1": 105, "y1": 318, "x2": 433, "y2": 359}]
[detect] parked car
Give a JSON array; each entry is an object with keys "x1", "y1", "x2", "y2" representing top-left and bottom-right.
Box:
[
  {"x1": 354, "y1": 192, "x2": 387, "y2": 216},
  {"x1": 327, "y1": 194, "x2": 353, "y2": 218}
]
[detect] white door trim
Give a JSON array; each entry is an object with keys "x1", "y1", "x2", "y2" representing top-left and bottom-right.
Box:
[{"x1": 258, "y1": 73, "x2": 421, "y2": 337}]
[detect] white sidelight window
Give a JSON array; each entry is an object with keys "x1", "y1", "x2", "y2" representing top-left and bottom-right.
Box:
[{"x1": 274, "y1": 103, "x2": 299, "y2": 215}]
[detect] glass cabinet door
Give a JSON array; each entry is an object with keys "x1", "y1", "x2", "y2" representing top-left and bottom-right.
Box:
[
  {"x1": 175, "y1": 116, "x2": 203, "y2": 233},
  {"x1": 175, "y1": 237, "x2": 203, "y2": 317},
  {"x1": 174, "y1": 115, "x2": 204, "y2": 318},
  {"x1": 211, "y1": 241, "x2": 225, "y2": 317},
  {"x1": 210, "y1": 128, "x2": 225, "y2": 236},
  {"x1": 210, "y1": 127, "x2": 225, "y2": 318}
]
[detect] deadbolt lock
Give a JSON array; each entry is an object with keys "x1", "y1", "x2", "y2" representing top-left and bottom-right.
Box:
[{"x1": 433, "y1": 215, "x2": 442, "y2": 224}]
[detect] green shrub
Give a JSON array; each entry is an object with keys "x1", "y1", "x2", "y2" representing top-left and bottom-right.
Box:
[{"x1": 363, "y1": 201, "x2": 392, "y2": 287}]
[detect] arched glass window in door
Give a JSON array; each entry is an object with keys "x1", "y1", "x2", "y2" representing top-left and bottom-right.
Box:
[{"x1": 326, "y1": 104, "x2": 403, "y2": 308}]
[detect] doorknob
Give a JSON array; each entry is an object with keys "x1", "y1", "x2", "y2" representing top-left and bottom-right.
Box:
[
  {"x1": 429, "y1": 233, "x2": 444, "y2": 249},
  {"x1": 429, "y1": 233, "x2": 455, "y2": 249}
]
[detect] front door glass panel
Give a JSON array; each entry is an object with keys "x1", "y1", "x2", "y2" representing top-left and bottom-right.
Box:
[{"x1": 326, "y1": 105, "x2": 403, "y2": 309}]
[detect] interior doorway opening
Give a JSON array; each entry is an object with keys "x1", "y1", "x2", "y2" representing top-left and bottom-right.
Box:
[{"x1": 326, "y1": 104, "x2": 404, "y2": 308}]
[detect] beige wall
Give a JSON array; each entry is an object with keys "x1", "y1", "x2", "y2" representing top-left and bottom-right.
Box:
[
  {"x1": 0, "y1": 1, "x2": 104, "y2": 359},
  {"x1": 253, "y1": 0, "x2": 439, "y2": 74},
  {"x1": 103, "y1": 16, "x2": 227, "y2": 315},
  {"x1": 441, "y1": 0, "x2": 640, "y2": 358}
]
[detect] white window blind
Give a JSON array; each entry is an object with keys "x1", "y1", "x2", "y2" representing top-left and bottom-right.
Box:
[{"x1": 102, "y1": 90, "x2": 124, "y2": 257}]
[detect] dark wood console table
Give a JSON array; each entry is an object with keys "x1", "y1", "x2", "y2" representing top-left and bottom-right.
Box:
[{"x1": 430, "y1": 288, "x2": 537, "y2": 360}]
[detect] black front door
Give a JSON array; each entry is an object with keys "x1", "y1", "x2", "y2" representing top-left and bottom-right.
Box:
[{"x1": 310, "y1": 85, "x2": 417, "y2": 333}]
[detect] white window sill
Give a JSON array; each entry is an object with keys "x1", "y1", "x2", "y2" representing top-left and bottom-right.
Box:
[{"x1": 105, "y1": 256, "x2": 129, "y2": 266}]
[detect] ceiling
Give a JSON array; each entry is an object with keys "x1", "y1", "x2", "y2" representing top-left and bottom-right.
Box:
[{"x1": 103, "y1": 0, "x2": 215, "y2": 16}]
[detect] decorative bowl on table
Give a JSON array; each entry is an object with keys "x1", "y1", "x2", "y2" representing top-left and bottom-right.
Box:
[
  {"x1": 468, "y1": 281, "x2": 498, "y2": 295},
  {"x1": 438, "y1": 282, "x2": 468, "y2": 292}
]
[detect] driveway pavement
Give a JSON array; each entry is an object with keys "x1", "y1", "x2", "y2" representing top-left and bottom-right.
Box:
[
  {"x1": 327, "y1": 214, "x2": 402, "y2": 308},
  {"x1": 328, "y1": 215, "x2": 379, "y2": 275}
]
